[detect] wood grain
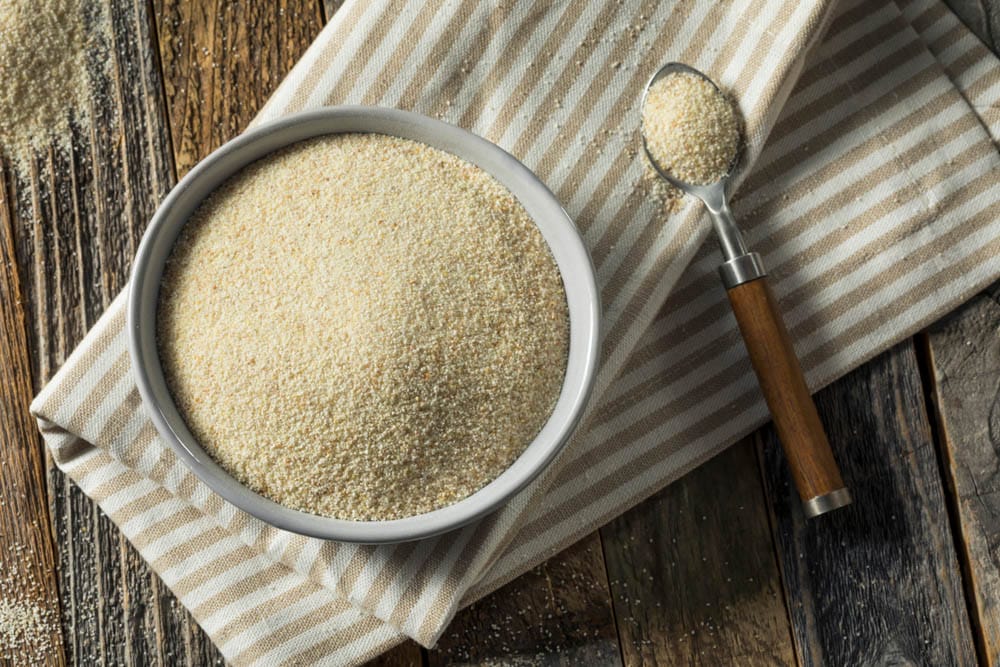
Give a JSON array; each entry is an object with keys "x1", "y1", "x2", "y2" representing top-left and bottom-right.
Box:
[
  {"x1": 0, "y1": 168, "x2": 65, "y2": 665},
  {"x1": 363, "y1": 641, "x2": 424, "y2": 667},
  {"x1": 601, "y1": 440, "x2": 795, "y2": 666},
  {"x1": 428, "y1": 533, "x2": 621, "y2": 666},
  {"x1": 924, "y1": 282, "x2": 1000, "y2": 664},
  {"x1": 760, "y1": 341, "x2": 977, "y2": 666},
  {"x1": 727, "y1": 278, "x2": 846, "y2": 507},
  {"x1": 153, "y1": 0, "x2": 325, "y2": 176},
  {"x1": 4, "y1": 0, "x2": 180, "y2": 663}
]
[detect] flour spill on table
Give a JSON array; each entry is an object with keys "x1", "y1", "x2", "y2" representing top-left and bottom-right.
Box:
[
  {"x1": 158, "y1": 133, "x2": 569, "y2": 521},
  {"x1": 0, "y1": 553, "x2": 58, "y2": 662},
  {"x1": 0, "y1": 0, "x2": 107, "y2": 170}
]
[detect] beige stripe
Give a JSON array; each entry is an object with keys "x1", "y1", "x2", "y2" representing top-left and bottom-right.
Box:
[
  {"x1": 939, "y1": 39, "x2": 994, "y2": 85},
  {"x1": 33, "y1": 305, "x2": 126, "y2": 414},
  {"x1": 210, "y1": 580, "x2": 319, "y2": 645},
  {"x1": 168, "y1": 544, "x2": 258, "y2": 600},
  {"x1": 63, "y1": 347, "x2": 130, "y2": 434},
  {"x1": 926, "y1": 22, "x2": 968, "y2": 55},
  {"x1": 396, "y1": 0, "x2": 485, "y2": 110},
  {"x1": 190, "y1": 561, "x2": 289, "y2": 619},
  {"x1": 279, "y1": 614, "x2": 387, "y2": 666},
  {"x1": 334, "y1": 545, "x2": 384, "y2": 601},
  {"x1": 231, "y1": 599, "x2": 358, "y2": 665},
  {"x1": 357, "y1": 0, "x2": 446, "y2": 106},
  {"x1": 457, "y1": 0, "x2": 577, "y2": 136},
  {"x1": 309, "y1": 541, "x2": 340, "y2": 583},
  {"x1": 129, "y1": 501, "x2": 212, "y2": 551},
  {"x1": 360, "y1": 541, "x2": 418, "y2": 611},
  {"x1": 281, "y1": 535, "x2": 310, "y2": 569},
  {"x1": 149, "y1": 531, "x2": 232, "y2": 578},
  {"x1": 471, "y1": 2, "x2": 590, "y2": 138},
  {"x1": 100, "y1": 486, "x2": 165, "y2": 522},
  {"x1": 906, "y1": 0, "x2": 948, "y2": 33},
  {"x1": 387, "y1": 528, "x2": 461, "y2": 628},
  {"x1": 92, "y1": 391, "x2": 145, "y2": 458},
  {"x1": 288, "y1": 0, "x2": 374, "y2": 108},
  {"x1": 57, "y1": 447, "x2": 111, "y2": 480}
]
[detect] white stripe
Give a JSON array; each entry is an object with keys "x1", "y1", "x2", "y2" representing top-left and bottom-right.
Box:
[
  {"x1": 302, "y1": 2, "x2": 395, "y2": 109},
  {"x1": 376, "y1": 0, "x2": 469, "y2": 107},
  {"x1": 157, "y1": 535, "x2": 247, "y2": 585},
  {"x1": 246, "y1": 608, "x2": 374, "y2": 664},
  {"x1": 198, "y1": 571, "x2": 303, "y2": 633},
  {"x1": 220, "y1": 589, "x2": 335, "y2": 658},
  {"x1": 53, "y1": 342, "x2": 129, "y2": 428}
]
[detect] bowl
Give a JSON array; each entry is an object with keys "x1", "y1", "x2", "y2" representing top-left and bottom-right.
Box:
[{"x1": 127, "y1": 106, "x2": 601, "y2": 543}]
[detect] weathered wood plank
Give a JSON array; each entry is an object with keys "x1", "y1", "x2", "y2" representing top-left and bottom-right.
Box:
[
  {"x1": 362, "y1": 641, "x2": 425, "y2": 667},
  {"x1": 760, "y1": 341, "x2": 977, "y2": 666},
  {"x1": 428, "y1": 533, "x2": 621, "y2": 666},
  {"x1": 0, "y1": 167, "x2": 65, "y2": 665},
  {"x1": 924, "y1": 282, "x2": 1000, "y2": 665},
  {"x1": 600, "y1": 440, "x2": 795, "y2": 666},
  {"x1": 5, "y1": 0, "x2": 183, "y2": 664},
  {"x1": 153, "y1": 0, "x2": 325, "y2": 177}
]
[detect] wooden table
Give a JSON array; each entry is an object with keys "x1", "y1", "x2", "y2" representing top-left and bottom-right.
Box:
[{"x1": 1, "y1": 1, "x2": 998, "y2": 665}]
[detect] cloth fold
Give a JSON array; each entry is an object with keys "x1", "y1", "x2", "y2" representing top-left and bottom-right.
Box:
[{"x1": 32, "y1": 0, "x2": 1000, "y2": 663}]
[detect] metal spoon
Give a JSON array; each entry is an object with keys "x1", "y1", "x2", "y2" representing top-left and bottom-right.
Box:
[{"x1": 641, "y1": 62, "x2": 851, "y2": 518}]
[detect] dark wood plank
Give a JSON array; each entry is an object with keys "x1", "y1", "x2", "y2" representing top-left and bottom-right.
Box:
[
  {"x1": 3, "y1": 0, "x2": 196, "y2": 664},
  {"x1": 760, "y1": 341, "x2": 977, "y2": 666},
  {"x1": 0, "y1": 168, "x2": 65, "y2": 665},
  {"x1": 362, "y1": 641, "x2": 425, "y2": 667},
  {"x1": 600, "y1": 440, "x2": 795, "y2": 666},
  {"x1": 924, "y1": 282, "x2": 1000, "y2": 665},
  {"x1": 428, "y1": 532, "x2": 621, "y2": 666},
  {"x1": 153, "y1": 0, "x2": 325, "y2": 176}
]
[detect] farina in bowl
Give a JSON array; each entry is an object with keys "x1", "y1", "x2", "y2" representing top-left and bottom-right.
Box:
[{"x1": 128, "y1": 107, "x2": 601, "y2": 543}]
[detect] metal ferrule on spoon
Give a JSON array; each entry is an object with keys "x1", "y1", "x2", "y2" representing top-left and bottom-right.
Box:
[{"x1": 642, "y1": 63, "x2": 852, "y2": 519}]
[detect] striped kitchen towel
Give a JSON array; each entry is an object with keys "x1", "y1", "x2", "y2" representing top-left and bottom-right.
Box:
[{"x1": 32, "y1": 0, "x2": 1000, "y2": 663}]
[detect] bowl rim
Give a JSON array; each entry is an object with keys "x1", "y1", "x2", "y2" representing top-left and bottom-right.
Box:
[{"x1": 127, "y1": 106, "x2": 601, "y2": 544}]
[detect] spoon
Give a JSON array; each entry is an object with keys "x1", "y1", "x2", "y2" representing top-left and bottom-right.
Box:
[{"x1": 641, "y1": 62, "x2": 851, "y2": 518}]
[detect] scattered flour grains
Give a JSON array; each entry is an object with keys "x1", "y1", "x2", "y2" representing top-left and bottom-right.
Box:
[
  {"x1": 158, "y1": 134, "x2": 569, "y2": 521},
  {"x1": 641, "y1": 71, "x2": 740, "y2": 185},
  {"x1": 0, "y1": 0, "x2": 103, "y2": 164}
]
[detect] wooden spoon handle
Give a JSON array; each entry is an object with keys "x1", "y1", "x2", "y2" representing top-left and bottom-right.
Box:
[{"x1": 726, "y1": 276, "x2": 851, "y2": 517}]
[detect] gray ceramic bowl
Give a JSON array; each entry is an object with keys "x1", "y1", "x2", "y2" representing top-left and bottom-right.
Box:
[{"x1": 128, "y1": 106, "x2": 601, "y2": 543}]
